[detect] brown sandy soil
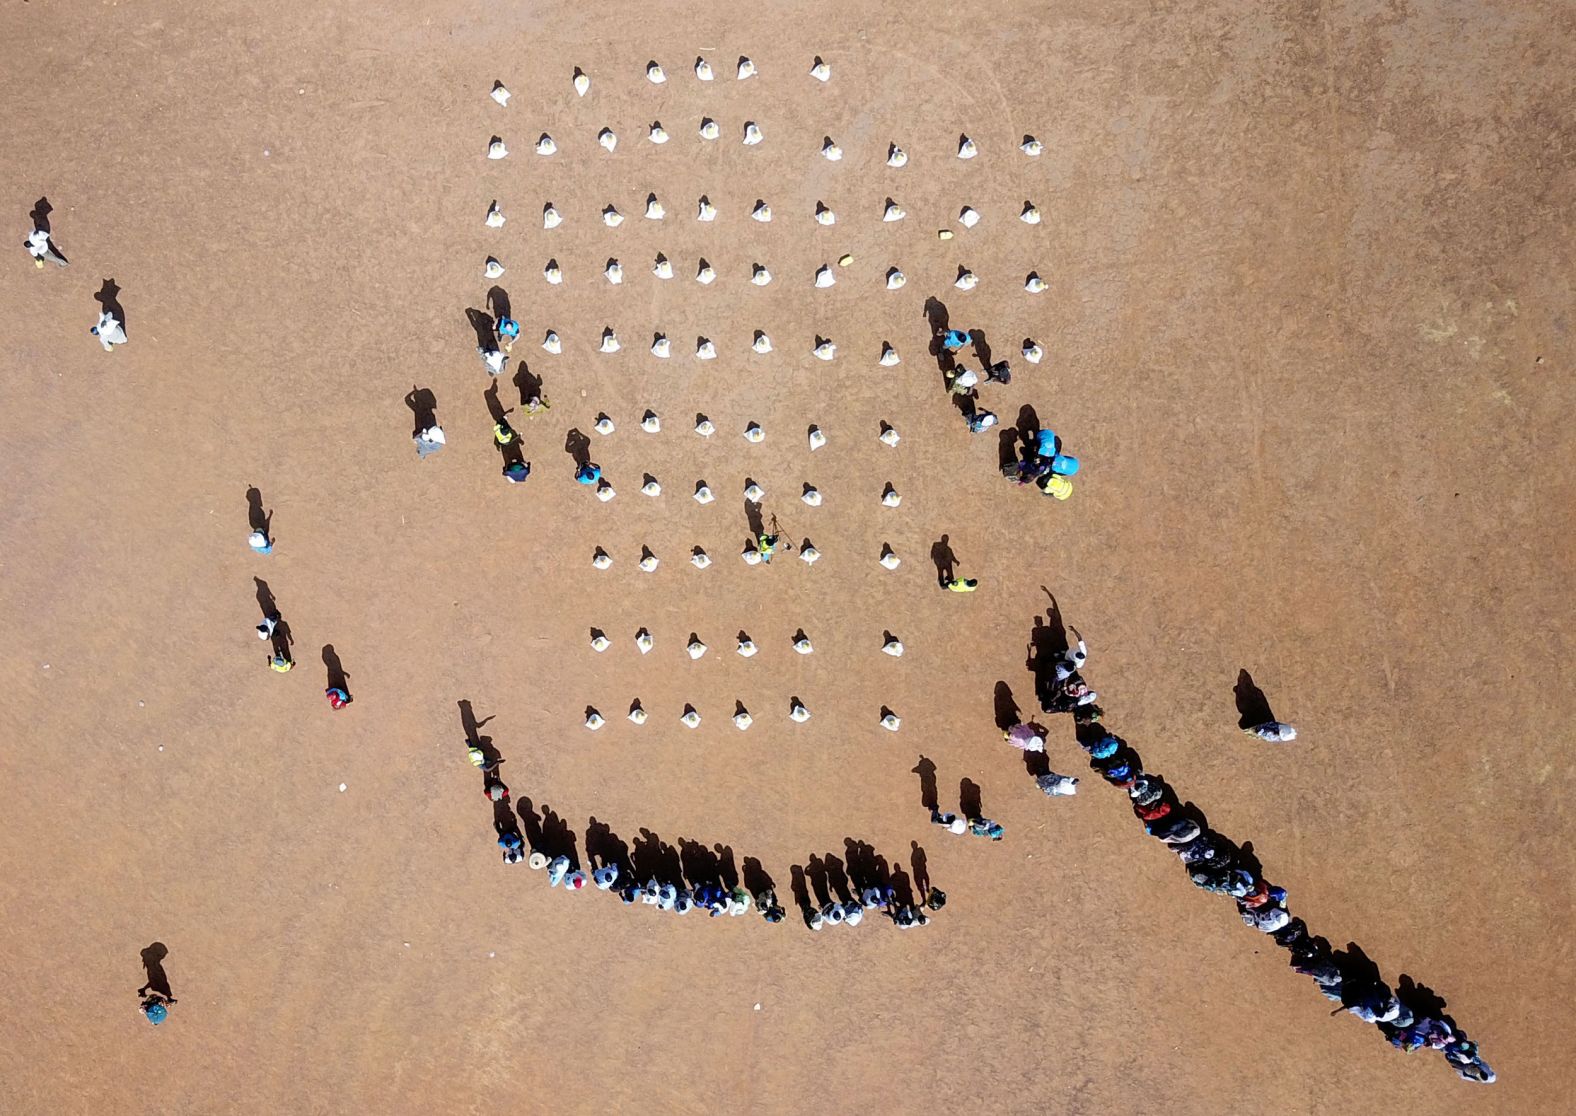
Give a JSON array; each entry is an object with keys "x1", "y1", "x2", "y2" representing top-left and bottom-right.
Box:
[{"x1": 2, "y1": 1, "x2": 1573, "y2": 1112}]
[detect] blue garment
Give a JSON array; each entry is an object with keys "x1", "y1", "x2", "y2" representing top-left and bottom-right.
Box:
[
  {"x1": 942, "y1": 329, "x2": 970, "y2": 352},
  {"x1": 575, "y1": 463, "x2": 601, "y2": 484},
  {"x1": 1036, "y1": 429, "x2": 1058, "y2": 457},
  {"x1": 1090, "y1": 736, "x2": 1120, "y2": 759},
  {"x1": 144, "y1": 1002, "x2": 168, "y2": 1025},
  {"x1": 1050, "y1": 453, "x2": 1079, "y2": 476}
]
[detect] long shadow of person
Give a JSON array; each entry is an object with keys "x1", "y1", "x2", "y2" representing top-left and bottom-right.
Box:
[
  {"x1": 1027, "y1": 596, "x2": 1071, "y2": 704},
  {"x1": 405, "y1": 386, "x2": 437, "y2": 435},
  {"x1": 321, "y1": 644, "x2": 350, "y2": 697},
  {"x1": 1017, "y1": 404, "x2": 1041, "y2": 450},
  {"x1": 1042, "y1": 589, "x2": 1068, "y2": 647},
  {"x1": 538, "y1": 804, "x2": 580, "y2": 867},
  {"x1": 923, "y1": 296, "x2": 951, "y2": 361},
  {"x1": 910, "y1": 842, "x2": 930, "y2": 898},
  {"x1": 841, "y1": 838, "x2": 875, "y2": 891},
  {"x1": 484, "y1": 381, "x2": 512, "y2": 427},
  {"x1": 512, "y1": 363, "x2": 543, "y2": 407},
  {"x1": 930, "y1": 534, "x2": 958, "y2": 586},
  {"x1": 804, "y1": 856, "x2": 832, "y2": 908},
  {"x1": 1396, "y1": 975, "x2": 1454, "y2": 1028},
  {"x1": 94, "y1": 279, "x2": 126, "y2": 333},
  {"x1": 486, "y1": 285, "x2": 512, "y2": 322},
  {"x1": 887, "y1": 867, "x2": 916, "y2": 907},
  {"x1": 744, "y1": 499, "x2": 765, "y2": 540},
  {"x1": 911, "y1": 756, "x2": 939, "y2": 811},
  {"x1": 741, "y1": 856, "x2": 775, "y2": 899},
  {"x1": 633, "y1": 828, "x2": 683, "y2": 883},
  {"x1": 680, "y1": 839, "x2": 722, "y2": 888},
  {"x1": 993, "y1": 681, "x2": 1022, "y2": 732},
  {"x1": 713, "y1": 844, "x2": 740, "y2": 890},
  {"x1": 585, "y1": 817, "x2": 633, "y2": 877},
  {"x1": 269, "y1": 619, "x2": 294, "y2": 662},
  {"x1": 564, "y1": 428, "x2": 591, "y2": 469},
  {"x1": 971, "y1": 328, "x2": 994, "y2": 368},
  {"x1": 465, "y1": 307, "x2": 497, "y2": 349},
  {"x1": 30, "y1": 196, "x2": 54, "y2": 234},
  {"x1": 138, "y1": 942, "x2": 175, "y2": 1000},
  {"x1": 253, "y1": 577, "x2": 278, "y2": 619},
  {"x1": 821, "y1": 854, "x2": 853, "y2": 903},
  {"x1": 959, "y1": 777, "x2": 984, "y2": 821},
  {"x1": 1332, "y1": 942, "x2": 1387, "y2": 1009},
  {"x1": 245, "y1": 487, "x2": 271, "y2": 538},
  {"x1": 457, "y1": 699, "x2": 495, "y2": 748},
  {"x1": 789, "y1": 864, "x2": 814, "y2": 922},
  {"x1": 1234, "y1": 669, "x2": 1276, "y2": 729},
  {"x1": 492, "y1": 794, "x2": 517, "y2": 839},
  {"x1": 516, "y1": 798, "x2": 547, "y2": 856},
  {"x1": 998, "y1": 427, "x2": 1021, "y2": 472}
]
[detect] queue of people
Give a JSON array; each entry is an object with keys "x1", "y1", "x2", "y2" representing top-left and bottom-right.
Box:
[{"x1": 1019, "y1": 625, "x2": 1495, "y2": 1084}]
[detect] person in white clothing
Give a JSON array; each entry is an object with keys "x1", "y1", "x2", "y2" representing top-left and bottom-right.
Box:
[
  {"x1": 25, "y1": 227, "x2": 68, "y2": 268},
  {"x1": 92, "y1": 311, "x2": 127, "y2": 350}
]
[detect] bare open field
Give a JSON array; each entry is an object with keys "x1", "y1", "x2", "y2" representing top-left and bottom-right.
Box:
[{"x1": 2, "y1": 1, "x2": 1572, "y2": 1112}]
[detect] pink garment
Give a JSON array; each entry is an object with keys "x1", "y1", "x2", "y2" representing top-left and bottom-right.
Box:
[{"x1": 1005, "y1": 724, "x2": 1046, "y2": 752}]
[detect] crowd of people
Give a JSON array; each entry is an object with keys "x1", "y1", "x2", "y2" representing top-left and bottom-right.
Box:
[
  {"x1": 926, "y1": 319, "x2": 1081, "y2": 502},
  {"x1": 1013, "y1": 618, "x2": 1495, "y2": 1084}
]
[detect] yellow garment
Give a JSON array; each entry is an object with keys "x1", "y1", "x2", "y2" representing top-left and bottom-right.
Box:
[
  {"x1": 493, "y1": 424, "x2": 514, "y2": 445},
  {"x1": 1044, "y1": 475, "x2": 1073, "y2": 501},
  {"x1": 270, "y1": 657, "x2": 293, "y2": 673}
]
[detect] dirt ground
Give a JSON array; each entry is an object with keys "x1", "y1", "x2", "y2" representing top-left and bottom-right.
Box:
[{"x1": 2, "y1": 0, "x2": 1572, "y2": 1112}]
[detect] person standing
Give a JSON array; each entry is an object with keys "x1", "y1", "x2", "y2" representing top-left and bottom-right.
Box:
[
  {"x1": 138, "y1": 993, "x2": 175, "y2": 1025},
  {"x1": 92, "y1": 310, "x2": 128, "y2": 350},
  {"x1": 24, "y1": 226, "x2": 68, "y2": 268},
  {"x1": 413, "y1": 425, "x2": 446, "y2": 459}
]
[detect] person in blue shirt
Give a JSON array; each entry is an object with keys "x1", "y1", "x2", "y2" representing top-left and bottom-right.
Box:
[
  {"x1": 498, "y1": 830, "x2": 524, "y2": 864},
  {"x1": 139, "y1": 994, "x2": 175, "y2": 1025}
]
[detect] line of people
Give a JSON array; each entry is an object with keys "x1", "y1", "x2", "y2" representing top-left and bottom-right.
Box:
[
  {"x1": 249, "y1": 515, "x2": 353, "y2": 710},
  {"x1": 468, "y1": 716, "x2": 940, "y2": 931},
  {"x1": 1014, "y1": 615, "x2": 1495, "y2": 1084}
]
